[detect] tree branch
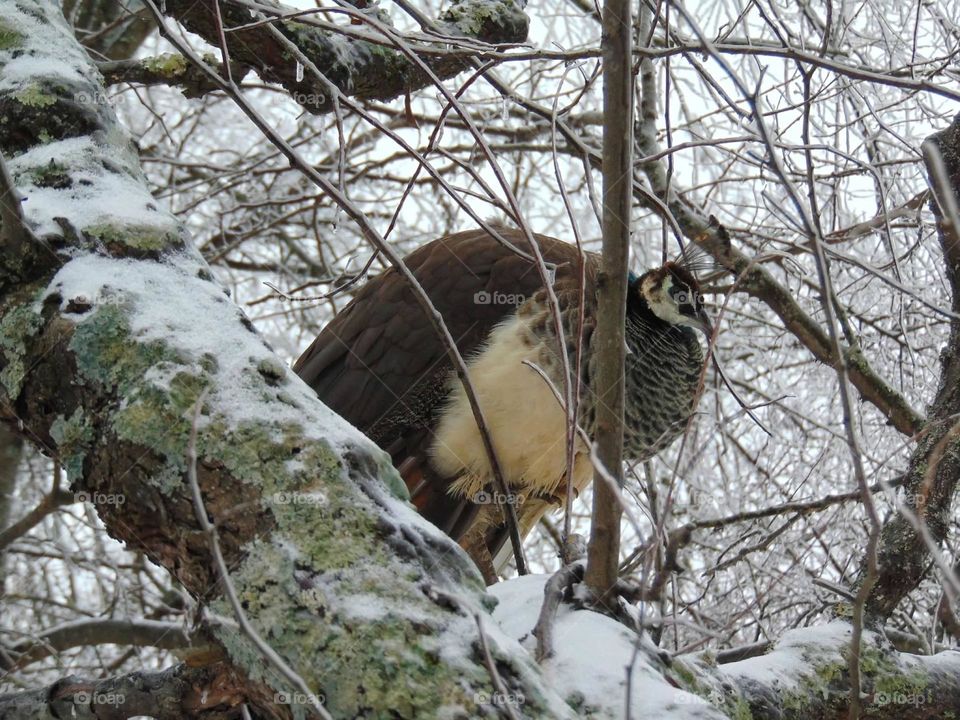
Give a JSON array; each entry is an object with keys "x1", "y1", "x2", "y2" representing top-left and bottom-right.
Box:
[
  {"x1": 860, "y1": 114, "x2": 960, "y2": 619},
  {"x1": 0, "y1": 619, "x2": 195, "y2": 672},
  {"x1": 0, "y1": 662, "x2": 248, "y2": 719},
  {"x1": 0, "y1": 1, "x2": 571, "y2": 716},
  {"x1": 583, "y1": 0, "x2": 632, "y2": 606},
  {"x1": 97, "y1": 53, "x2": 250, "y2": 96},
  {"x1": 158, "y1": 0, "x2": 528, "y2": 115}
]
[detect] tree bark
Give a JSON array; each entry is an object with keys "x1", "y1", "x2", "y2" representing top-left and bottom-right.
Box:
[
  {"x1": 0, "y1": 422, "x2": 23, "y2": 593},
  {"x1": 158, "y1": 0, "x2": 528, "y2": 115},
  {"x1": 0, "y1": 662, "x2": 249, "y2": 719},
  {"x1": 583, "y1": 0, "x2": 632, "y2": 602},
  {"x1": 858, "y1": 115, "x2": 960, "y2": 619},
  {"x1": 0, "y1": 2, "x2": 571, "y2": 717}
]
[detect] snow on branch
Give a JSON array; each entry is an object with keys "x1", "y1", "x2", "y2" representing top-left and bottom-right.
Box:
[
  {"x1": 156, "y1": 0, "x2": 529, "y2": 115},
  {"x1": 0, "y1": 1, "x2": 571, "y2": 717}
]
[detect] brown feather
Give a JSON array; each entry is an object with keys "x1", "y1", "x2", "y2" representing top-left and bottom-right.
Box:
[{"x1": 294, "y1": 228, "x2": 597, "y2": 548}]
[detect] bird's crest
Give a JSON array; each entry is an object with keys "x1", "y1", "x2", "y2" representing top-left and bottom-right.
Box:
[{"x1": 673, "y1": 243, "x2": 717, "y2": 276}]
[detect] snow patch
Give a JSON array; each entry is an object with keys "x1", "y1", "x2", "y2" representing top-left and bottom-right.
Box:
[
  {"x1": 44, "y1": 251, "x2": 363, "y2": 452},
  {"x1": 9, "y1": 136, "x2": 168, "y2": 239},
  {"x1": 488, "y1": 575, "x2": 725, "y2": 719},
  {"x1": 0, "y1": 3, "x2": 91, "y2": 92},
  {"x1": 723, "y1": 620, "x2": 852, "y2": 687}
]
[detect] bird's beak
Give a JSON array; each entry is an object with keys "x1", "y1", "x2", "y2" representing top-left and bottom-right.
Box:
[{"x1": 694, "y1": 308, "x2": 714, "y2": 341}]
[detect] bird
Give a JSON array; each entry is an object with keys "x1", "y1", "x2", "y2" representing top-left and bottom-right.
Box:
[{"x1": 294, "y1": 227, "x2": 710, "y2": 582}]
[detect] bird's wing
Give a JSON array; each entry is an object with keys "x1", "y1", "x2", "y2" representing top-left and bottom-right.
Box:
[{"x1": 294, "y1": 227, "x2": 591, "y2": 534}]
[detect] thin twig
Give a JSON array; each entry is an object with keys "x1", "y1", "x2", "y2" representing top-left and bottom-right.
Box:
[
  {"x1": 532, "y1": 561, "x2": 584, "y2": 662},
  {"x1": 474, "y1": 615, "x2": 522, "y2": 720}
]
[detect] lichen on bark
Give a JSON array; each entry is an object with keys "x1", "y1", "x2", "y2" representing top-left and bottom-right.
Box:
[{"x1": 0, "y1": 1, "x2": 574, "y2": 717}]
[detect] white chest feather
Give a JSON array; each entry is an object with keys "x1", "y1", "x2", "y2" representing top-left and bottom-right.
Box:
[{"x1": 429, "y1": 314, "x2": 592, "y2": 501}]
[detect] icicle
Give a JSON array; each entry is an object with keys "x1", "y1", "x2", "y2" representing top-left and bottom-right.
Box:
[{"x1": 295, "y1": 61, "x2": 304, "y2": 83}]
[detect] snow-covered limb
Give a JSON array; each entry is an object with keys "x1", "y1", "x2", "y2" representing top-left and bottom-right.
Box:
[
  {"x1": 492, "y1": 575, "x2": 960, "y2": 719},
  {"x1": 0, "y1": 2, "x2": 572, "y2": 717},
  {"x1": 97, "y1": 53, "x2": 251, "y2": 97},
  {"x1": 158, "y1": 0, "x2": 528, "y2": 115}
]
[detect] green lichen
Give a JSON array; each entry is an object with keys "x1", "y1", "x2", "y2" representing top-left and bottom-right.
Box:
[
  {"x1": 858, "y1": 646, "x2": 929, "y2": 697},
  {"x1": 83, "y1": 223, "x2": 181, "y2": 253},
  {"x1": 69, "y1": 305, "x2": 184, "y2": 394},
  {"x1": 23, "y1": 160, "x2": 71, "y2": 189},
  {"x1": 782, "y1": 654, "x2": 847, "y2": 712},
  {"x1": 52, "y1": 273, "x2": 505, "y2": 718},
  {"x1": 49, "y1": 407, "x2": 93, "y2": 481},
  {"x1": 111, "y1": 374, "x2": 209, "y2": 485},
  {"x1": 142, "y1": 52, "x2": 188, "y2": 77},
  {"x1": 721, "y1": 694, "x2": 753, "y2": 720},
  {"x1": 669, "y1": 657, "x2": 702, "y2": 691},
  {"x1": 0, "y1": 302, "x2": 43, "y2": 397},
  {"x1": 0, "y1": 19, "x2": 25, "y2": 50},
  {"x1": 373, "y1": 450, "x2": 408, "y2": 501},
  {"x1": 69, "y1": 305, "x2": 205, "y2": 492},
  {"x1": 440, "y1": 0, "x2": 527, "y2": 43},
  {"x1": 13, "y1": 82, "x2": 57, "y2": 108},
  {"x1": 209, "y1": 507, "x2": 490, "y2": 720},
  {"x1": 257, "y1": 356, "x2": 286, "y2": 383},
  {"x1": 669, "y1": 657, "x2": 751, "y2": 720},
  {"x1": 442, "y1": 2, "x2": 485, "y2": 36}
]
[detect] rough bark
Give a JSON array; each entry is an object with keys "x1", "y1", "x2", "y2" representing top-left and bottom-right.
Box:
[
  {"x1": 706, "y1": 622, "x2": 960, "y2": 720},
  {"x1": 0, "y1": 2, "x2": 571, "y2": 718},
  {"x1": 0, "y1": 422, "x2": 23, "y2": 593},
  {"x1": 858, "y1": 115, "x2": 960, "y2": 619},
  {"x1": 159, "y1": 0, "x2": 528, "y2": 115},
  {"x1": 583, "y1": 0, "x2": 632, "y2": 602},
  {"x1": 7, "y1": 604, "x2": 960, "y2": 719},
  {"x1": 0, "y1": 661, "x2": 249, "y2": 719},
  {"x1": 97, "y1": 53, "x2": 250, "y2": 96}
]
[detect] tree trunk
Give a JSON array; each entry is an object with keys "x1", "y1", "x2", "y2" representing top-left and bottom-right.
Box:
[
  {"x1": 858, "y1": 115, "x2": 960, "y2": 619},
  {"x1": 0, "y1": 2, "x2": 571, "y2": 717}
]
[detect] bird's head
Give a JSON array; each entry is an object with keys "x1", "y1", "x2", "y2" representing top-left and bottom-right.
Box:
[{"x1": 634, "y1": 262, "x2": 712, "y2": 337}]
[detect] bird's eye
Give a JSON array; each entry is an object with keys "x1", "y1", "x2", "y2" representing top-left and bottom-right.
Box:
[
  {"x1": 669, "y1": 284, "x2": 702, "y2": 318},
  {"x1": 670, "y1": 284, "x2": 695, "y2": 307}
]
